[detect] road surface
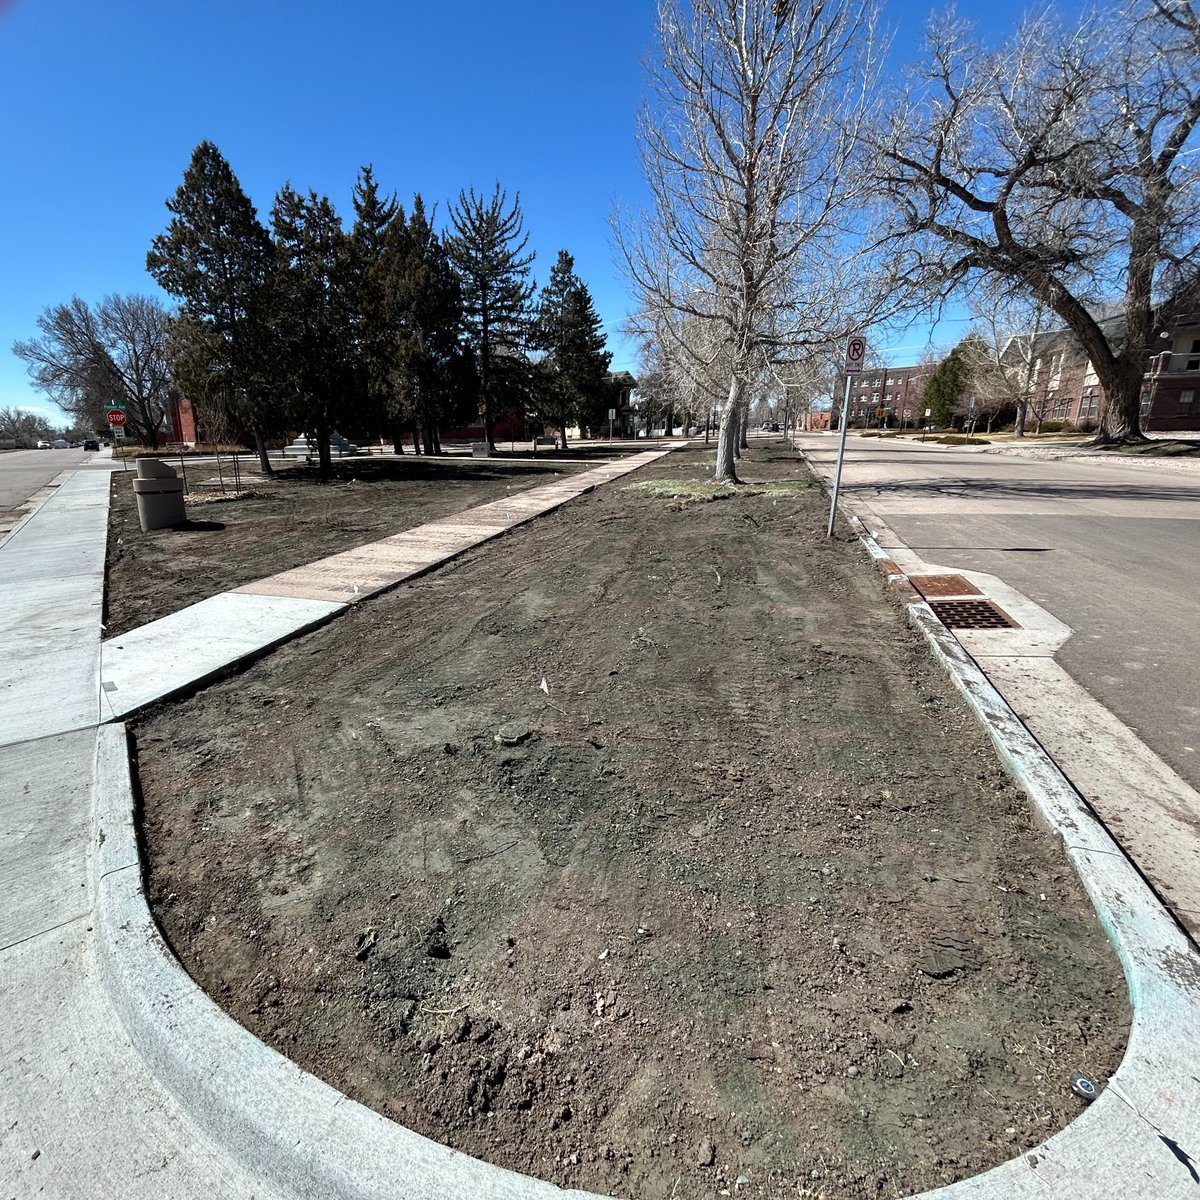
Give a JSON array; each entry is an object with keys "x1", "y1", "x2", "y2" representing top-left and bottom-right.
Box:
[{"x1": 797, "y1": 434, "x2": 1200, "y2": 792}]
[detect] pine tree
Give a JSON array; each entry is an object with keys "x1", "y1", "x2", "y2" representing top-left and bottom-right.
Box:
[
  {"x1": 923, "y1": 344, "x2": 971, "y2": 429},
  {"x1": 532, "y1": 250, "x2": 612, "y2": 447},
  {"x1": 445, "y1": 185, "x2": 535, "y2": 451},
  {"x1": 386, "y1": 196, "x2": 472, "y2": 453},
  {"x1": 348, "y1": 165, "x2": 401, "y2": 434},
  {"x1": 269, "y1": 185, "x2": 355, "y2": 477},
  {"x1": 147, "y1": 141, "x2": 277, "y2": 470}
]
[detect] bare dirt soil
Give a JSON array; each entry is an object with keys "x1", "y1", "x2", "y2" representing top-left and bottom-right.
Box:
[
  {"x1": 135, "y1": 444, "x2": 1129, "y2": 1200},
  {"x1": 105, "y1": 453, "x2": 596, "y2": 637}
]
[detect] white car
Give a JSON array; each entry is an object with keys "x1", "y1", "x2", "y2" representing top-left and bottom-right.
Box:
[{"x1": 36, "y1": 440, "x2": 51, "y2": 449}]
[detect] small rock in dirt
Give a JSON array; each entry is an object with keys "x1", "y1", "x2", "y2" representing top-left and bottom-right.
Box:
[
  {"x1": 736, "y1": 1175, "x2": 750, "y2": 1189},
  {"x1": 495, "y1": 723, "x2": 532, "y2": 746},
  {"x1": 698, "y1": 1138, "x2": 716, "y2": 1167},
  {"x1": 846, "y1": 1065, "x2": 860, "y2": 1078},
  {"x1": 354, "y1": 927, "x2": 377, "y2": 961}
]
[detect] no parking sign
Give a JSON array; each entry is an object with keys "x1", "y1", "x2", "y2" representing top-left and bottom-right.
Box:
[{"x1": 844, "y1": 337, "x2": 866, "y2": 374}]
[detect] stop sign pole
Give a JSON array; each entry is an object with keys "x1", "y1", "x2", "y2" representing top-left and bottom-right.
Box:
[{"x1": 827, "y1": 337, "x2": 865, "y2": 537}]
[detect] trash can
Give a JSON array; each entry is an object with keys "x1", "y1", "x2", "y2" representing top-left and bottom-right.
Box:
[{"x1": 132, "y1": 458, "x2": 186, "y2": 531}]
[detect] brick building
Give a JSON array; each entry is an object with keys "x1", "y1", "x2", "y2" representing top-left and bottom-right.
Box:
[
  {"x1": 837, "y1": 312, "x2": 1200, "y2": 434},
  {"x1": 1015, "y1": 314, "x2": 1200, "y2": 432},
  {"x1": 843, "y1": 364, "x2": 933, "y2": 427},
  {"x1": 1144, "y1": 315, "x2": 1200, "y2": 431}
]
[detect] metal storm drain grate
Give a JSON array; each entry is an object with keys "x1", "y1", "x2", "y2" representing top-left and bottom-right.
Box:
[
  {"x1": 909, "y1": 574, "x2": 981, "y2": 599},
  {"x1": 928, "y1": 598, "x2": 1019, "y2": 630}
]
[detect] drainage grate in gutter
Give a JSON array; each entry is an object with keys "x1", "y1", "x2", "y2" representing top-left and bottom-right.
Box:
[
  {"x1": 909, "y1": 574, "x2": 982, "y2": 599},
  {"x1": 928, "y1": 598, "x2": 1019, "y2": 630}
]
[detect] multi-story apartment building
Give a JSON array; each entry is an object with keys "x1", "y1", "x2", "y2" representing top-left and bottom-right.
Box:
[
  {"x1": 1144, "y1": 316, "x2": 1200, "y2": 431},
  {"x1": 843, "y1": 364, "x2": 933, "y2": 427}
]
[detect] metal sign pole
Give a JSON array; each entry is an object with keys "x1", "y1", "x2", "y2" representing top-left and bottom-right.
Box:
[
  {"x1": 827, "y1": 374, "x2": 853, "y2": 538},
  {"x1": 827, "y1": 335, "x2": 865, "y2": 537}
]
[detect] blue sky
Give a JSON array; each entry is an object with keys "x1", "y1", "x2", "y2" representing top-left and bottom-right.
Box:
[{"x1": 1, "y1": 0, "x2": 1022, "y2": 424}]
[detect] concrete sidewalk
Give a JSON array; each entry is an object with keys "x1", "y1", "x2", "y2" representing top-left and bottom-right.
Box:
[{"x1": 0, "y1": 467, "x2": 278, "y2": 1196}]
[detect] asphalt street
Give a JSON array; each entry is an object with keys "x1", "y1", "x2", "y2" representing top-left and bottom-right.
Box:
[
  {"x1": 797, "y1": 434, "x2": 1200, "y2": 793},
  {"x1": 0, "y1": 447, "x2": 94, "y2": 514}
]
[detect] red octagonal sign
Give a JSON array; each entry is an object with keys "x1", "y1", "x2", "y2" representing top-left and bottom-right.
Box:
[{"x1": 106, "y1": 409, "x2": 127, "y2": 427}]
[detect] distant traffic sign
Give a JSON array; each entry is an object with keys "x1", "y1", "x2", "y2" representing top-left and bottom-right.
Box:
[
  {"x1": 844, "y1": 337, "x2": 866, "y2": 374},
  {"x1": 106, "y1": 409, "x2": 127, "y2": 427}
]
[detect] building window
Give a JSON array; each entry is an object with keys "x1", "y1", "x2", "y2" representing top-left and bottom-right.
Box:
[
  {"x1": 1187, "y1": 340, "x2": 1200, "y2": 372},
  {"x1": 1181, "y1": 390, "x2": 1195, "y2": 415}
]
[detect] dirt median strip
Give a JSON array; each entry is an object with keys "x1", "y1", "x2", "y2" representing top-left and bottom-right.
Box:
[{"x1": 133, "y1": 443, "x2": 1129, "y2": 1200}]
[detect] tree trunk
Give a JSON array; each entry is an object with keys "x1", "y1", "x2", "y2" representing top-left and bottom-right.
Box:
[
  {"x1": 315, "y1": 423, "x2": 332, "y2": 478},
  {"x1": 433, "y1": 426, "x2": 441, "y2": 454},
  {"x1": 391, "y1": 422, "x2": 405, "y2": 454},
  {"x1": 253, "y1": 426, "x2": 274, "y2": 475},
  {"x1": 1013, "y1": 400, "x2": 1026, "y2": 438},
  {"x1": 412, "y1": 428, "x2": 421, "y2": 455},
  {"x1": 1097, "y1": 353, "x2": 1149, "y2": 443},
  {"x1": 422, "y1": 424, "x2": 435, "y2": 455},
  {"x1": 739, "y1": 405, "x2": 749, "y2": 451},
  {"x1": 714, "y1": 375, "x2": 742, "y2": 482}
]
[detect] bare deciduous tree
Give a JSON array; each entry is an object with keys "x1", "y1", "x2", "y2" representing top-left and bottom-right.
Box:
[
  {"x1": 961, "y1": 283, "x2": 1057, "y2": 435},
  {"x1": 13, "y1": 294, "x2": 176, "y2": 446},
  {"x1": 618, "y1": 0, "x2": 878, "y2": 481},
  {"x1": 871, "y1": 0, "x2": 1200, "y2": 442}
]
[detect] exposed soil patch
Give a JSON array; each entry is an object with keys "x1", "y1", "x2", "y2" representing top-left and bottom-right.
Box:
[
  {"x1": 135, "y1": 445, "x2": 1128, "y2": 1199},
  {"x1": 105, "y1": 454, "x2": 595, "y2": 636}
]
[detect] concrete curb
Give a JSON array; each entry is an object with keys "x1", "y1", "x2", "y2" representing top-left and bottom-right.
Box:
[
  {"x1": 93, "y1": 725, "x2": 600, "y2": 1200},
  {"x1": 0, "y1": 468, "x2": 77, "y2": 549},
  {"x1": 849, "y1": 525, "x2": 1200, "y2": 1197},
  {"x1": 91, "y1": 441, "x2": 1199, "y2": 1198}
]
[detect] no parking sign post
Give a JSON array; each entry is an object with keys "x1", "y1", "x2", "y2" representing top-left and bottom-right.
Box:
[{"x1": 827, "y1": 337, "x2": 865, "y2": 537}]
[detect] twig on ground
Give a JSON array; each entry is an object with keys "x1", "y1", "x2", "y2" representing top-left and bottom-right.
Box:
[
  {"x1": 421, "y1": 1003, "x2": 469, "y2": 1018},
  {"x1": 458, "y1": 839, "x2": 520, "y2": 866}
]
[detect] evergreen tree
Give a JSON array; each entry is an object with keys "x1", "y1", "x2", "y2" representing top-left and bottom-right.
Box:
[
  {"x1": 532, "y1": 250, "x2": 612, "y2": 447},
  {"x1": 348, "y1": 165, "x2": 401, "y2": 433},
  {"x1": 146, "y1": 141, "x2": 277, "y2": 470},
  {"x1": 923, "y1": 343, "x2": 971, "y2": 428},
  {"x1": 268, "y1": 185, "x2": 356, "y2": 477},
  {"x1": 387, "y1": 196, "x2": 472, "y2": 453},
  {"x1": 445, "y1": 185, "x2": 535, "y2": 451}
]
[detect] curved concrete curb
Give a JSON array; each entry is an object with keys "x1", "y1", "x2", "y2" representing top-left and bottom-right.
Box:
[
  {"x1": 94, "y1": 724, "x2": 599, "y2": 1200},
  {"x1": 91, "y1": 475, "x2": 1200, "y2": 1199},
  {"x1": 852, "y1": 529, "x2": 1200, "y2": 1198}
]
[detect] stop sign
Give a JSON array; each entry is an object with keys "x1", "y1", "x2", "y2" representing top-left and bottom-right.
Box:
[{"x1": 107, "y1": 409, "x2": 127, "y2": 427}]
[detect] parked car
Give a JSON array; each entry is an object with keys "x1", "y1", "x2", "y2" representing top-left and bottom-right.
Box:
[
  {"x1": 83, "y1": 438, "x2": 100, "y2": 451},
  {"x1": 52, "y1": 439, "x2": 68, "y2": 449},
  {"x1": 36, "y1": 440, "x2": 51, "y2": 449}
]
